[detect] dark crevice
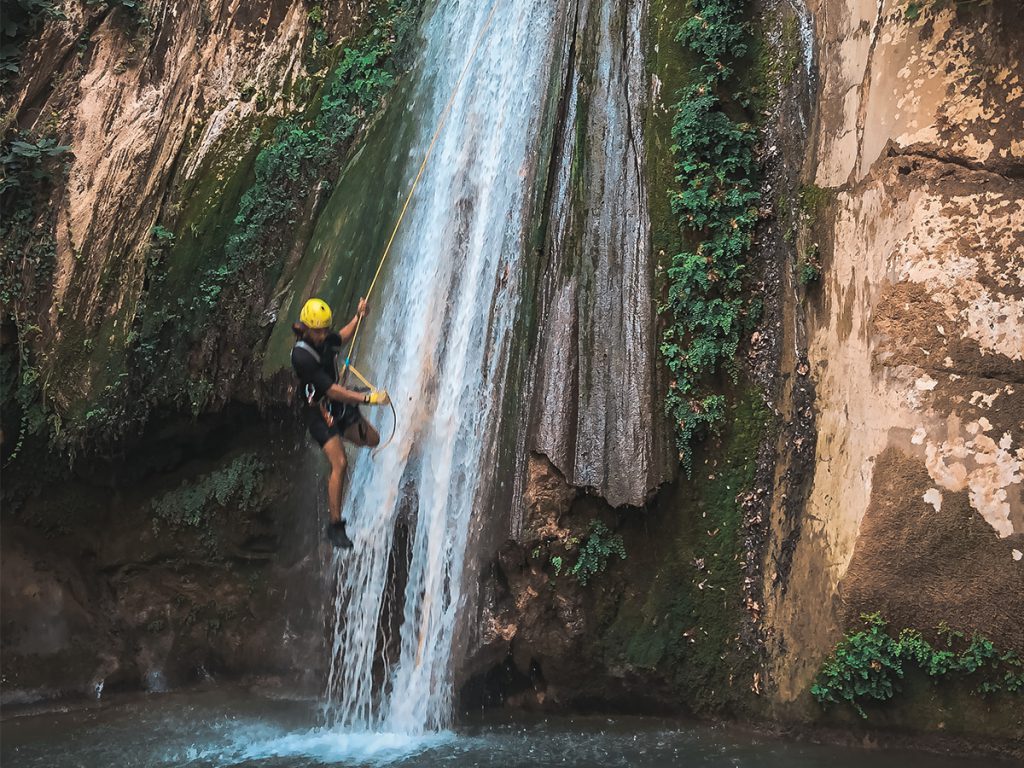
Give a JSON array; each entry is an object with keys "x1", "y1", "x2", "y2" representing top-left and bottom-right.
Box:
[
  {"x1": 885, "y1": 143, "x2": 1024, "y2": 181},
  {"x1": 619, "y1": 2, "x2": 644, "y2": 203}
]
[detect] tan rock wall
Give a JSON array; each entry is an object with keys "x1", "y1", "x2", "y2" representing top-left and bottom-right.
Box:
[
  {"x1": 8, "y1": 0, "x2": 360, "y2": 406},
  {"x1": 766, "y1": 0, "x2": 1023, "y2": 705}
]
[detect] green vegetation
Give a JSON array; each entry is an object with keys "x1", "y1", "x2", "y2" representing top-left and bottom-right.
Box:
[
  {"x1": 149, "y1": 224, "x2": 175, "y2": 244},
  {"x1": 0, "y1": 136, "x2": 72, "y2": 194},
  {"x1": 532, "y1": 520, "x2": 627, "y2": 586},
  {"x1": 798, "y1": 183, "x2": 831, "y2": 222},
  {"x1": 904, "y1": 0, "x2": 991, "y2": 21},
  {"x1": 191, "y1": 0, "x2": 421, "y2": 321},
  {"x1": 3, "y1": 0, "x2": 423, "y2": 458},
  {"x1": 0, "y1": 0, "x2": 65, "y2": 90},
  {"x1": 567, "y1": 520, "x2": 627, "y2": 586},
  {"x1": 151, "y1": 453, "x2": 263, "y2": 552},
  {"x1": 798, "y1": 243, "x2": 821, "y2": 285},
  {"x1": 1, "y1": 133, "x2": 70, "y2": 462},
  {"x1": 102, "y1": 0, "x2": 425, "y2": 443},
  {"x1": 659, "y1": 0, "x2": 761, "y2": 472},
  {"x1": 305, "y1": 5, "x2": 330, "y2": 68},
  {"x1": 599, "y1": 392, "x2": 767, "y2": 713},
  {"x1": 746, "y1": 13, "x2": 800, "y2": 118},
  {"x1": 812, "y1": 613, "x2": 1024, "y2": 718}
]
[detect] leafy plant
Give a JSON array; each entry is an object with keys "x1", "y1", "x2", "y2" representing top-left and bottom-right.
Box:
[
  {"x1": 798, "y1": 243, "x2": 821, "y2": 284},
  {"x1": 150, "y1": 224, "x2": 175, "y2": 243},
  {"x1": 567, "y1": 520, "x2": 626, "y2": 586},
  {"x1": 1, "y1": 0, "x2": 66, "y2": 89},
  {"x1": 660, "y1": 0, "x2": 760, "y2": 471},
  {"x1": 1, "y1": 132, "x2": 69, "y2": 463},
  {"x1": 811, "y1": 613, "x2": 1024, "y2": 718},
  {"x1": 150, "y1": 453, "x2": 263, "y2": 553},
  {"x1": 1, "y1": 136, "x2": 72, "y2": 194}
]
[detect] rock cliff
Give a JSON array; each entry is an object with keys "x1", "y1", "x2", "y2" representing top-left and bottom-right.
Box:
[{"x1": 764, "y1": 0, "x2": 1023, "y2": 717}]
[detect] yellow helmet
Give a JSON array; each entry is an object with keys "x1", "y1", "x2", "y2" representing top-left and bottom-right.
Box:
[{"x1": 299, "y1": 297, "x2": 332, "y2": 329}]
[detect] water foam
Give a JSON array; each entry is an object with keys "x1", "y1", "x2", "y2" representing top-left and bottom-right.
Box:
[{"x1": 173, "y1": 723, "x2": 454, "y2": 766}]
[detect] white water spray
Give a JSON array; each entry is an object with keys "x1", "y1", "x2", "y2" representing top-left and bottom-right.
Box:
[{"x1": 322, "y1": 0, "x2": 564, "y2": 735}]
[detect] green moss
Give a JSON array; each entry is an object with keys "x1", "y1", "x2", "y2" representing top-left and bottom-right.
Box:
[
  {"x1": 742, "y1": 10, "x2": 800, "y2": 118},
  {"x1": 799, "y1": 183, "x2": 833, "y2": 221},
  {"x1": 599, "y1": 387, "x2": 768, "y2": 714},
  {"x1": 150, "y1": 453, "x2": 263, "y2": 555},
  {"x1": 646, "y1": 0, "x2": 697, "y2": 271}
]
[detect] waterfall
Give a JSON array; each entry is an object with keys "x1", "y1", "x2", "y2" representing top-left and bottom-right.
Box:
[{"x1": 319, "y1": 0, "x2": 565, "y2": 735}]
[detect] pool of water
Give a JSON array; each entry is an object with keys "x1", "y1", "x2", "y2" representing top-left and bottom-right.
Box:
[{"x1": 0, "y1": 689, "x2": 999, "y2": 768}]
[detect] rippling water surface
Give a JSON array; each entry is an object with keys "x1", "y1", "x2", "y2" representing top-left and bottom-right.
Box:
[{"x1": 0, "y1": 690, "x2": 1002, "y2": 768}]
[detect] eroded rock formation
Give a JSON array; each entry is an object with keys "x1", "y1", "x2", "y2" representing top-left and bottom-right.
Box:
[
  {"x1": 764, "y1": 0, "x2": 1024, "y2": 710},
  {"x1": 7, "y1": 0, "x2": 360, "y2": 411},
  {"x1": 528, "y1": 0, "x2": 672, "y2": 510}
]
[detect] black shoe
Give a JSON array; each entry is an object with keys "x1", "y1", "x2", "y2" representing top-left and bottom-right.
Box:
[{"x1": 327, "y1": 520, "x2": 354, "y2": 549}]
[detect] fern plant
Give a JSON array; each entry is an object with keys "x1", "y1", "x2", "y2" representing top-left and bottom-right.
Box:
[
  {"x1": 660, "y1": 0, "x2": 760, "y2": 471},
  {"x1": 567, "y1": 520, "x2": 627, "y2": 586}
]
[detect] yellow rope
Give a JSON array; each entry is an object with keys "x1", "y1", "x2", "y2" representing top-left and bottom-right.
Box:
[{"x1": 343, "y1": 0, "x2": 501, "y2": 378}]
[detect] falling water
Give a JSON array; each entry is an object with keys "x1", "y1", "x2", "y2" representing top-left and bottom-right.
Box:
[{"x1": 319, "y1": 0, "x2": 565, "y2": 735}]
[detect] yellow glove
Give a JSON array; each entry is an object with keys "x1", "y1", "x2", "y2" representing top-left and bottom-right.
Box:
[{"x1": 365, "y1": 389, "x2": 390, "y2": 406}]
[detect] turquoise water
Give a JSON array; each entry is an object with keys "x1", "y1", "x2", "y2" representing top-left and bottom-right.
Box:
[{"x1": 0, "y1": 689, "x2": 1003, "y2": 767}]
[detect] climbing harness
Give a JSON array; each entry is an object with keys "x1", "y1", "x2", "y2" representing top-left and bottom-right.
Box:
[
  {"x1": 293, "y1": 340, "x2": 338, "y2": 428},
  {"x1": 334, "y1": 0, "x2": 502, "y2": 460}
]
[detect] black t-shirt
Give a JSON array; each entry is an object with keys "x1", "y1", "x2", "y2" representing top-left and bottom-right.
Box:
[{"x1": 291, "y1": 332, "x2": 342, "y2": 404}]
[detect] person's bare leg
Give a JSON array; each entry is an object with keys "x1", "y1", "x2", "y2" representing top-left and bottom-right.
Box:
[
  {"x1": 322, "y1": 435, "x2": 347, "y2": 524},
  {"x1": 343, "y1": 417, "x2": 380, "y2": 448}
]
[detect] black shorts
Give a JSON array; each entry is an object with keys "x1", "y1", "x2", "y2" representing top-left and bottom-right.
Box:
[{"x1": 302, "y1": 404, "x2": 363, "y2": 448}]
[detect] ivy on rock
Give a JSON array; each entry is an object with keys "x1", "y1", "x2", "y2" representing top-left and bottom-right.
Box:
[
  {"x1": 660, "y1": 0, "x2": 760, "y2": 471},
  {"x1": 811, "y1": 613, "x2": 1024, "y2": 718}
]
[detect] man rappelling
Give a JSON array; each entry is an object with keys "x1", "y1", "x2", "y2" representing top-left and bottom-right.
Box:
[{"x1": 291, "y1": 297, "x2": 390, "y2": 549}]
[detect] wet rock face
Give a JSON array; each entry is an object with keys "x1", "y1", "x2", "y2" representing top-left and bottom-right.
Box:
[
  {"x1": 464, "y1": 454, "x2": 613, "y2": 711},
  {"x1": 528, "y1": 0, "x2": 672, "y2": 511},
  {"x1": 767, "y1": 0, "x2": 1024, "y2": 702},
  {"x1": 0, "y1": 416, "x2": 327, "y2": 705}
]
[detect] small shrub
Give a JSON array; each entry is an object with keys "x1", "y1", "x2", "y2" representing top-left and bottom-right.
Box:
[
  {"x1": 798, "y1": 243, "x2": 821, "y2": 285},
  {"x1": 1, "y1": 136, "x2": 72, "y2": 194},
  {"x1": 811, "y1": 613, "x2": 1024, "y2": 718}
]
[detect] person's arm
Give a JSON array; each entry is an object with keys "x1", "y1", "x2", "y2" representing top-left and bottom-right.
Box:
[
  {"x1": 338, "y1": 297, "x2": 369, "y2": 343},
  {"x1": 325, "y1": 383, "x2": 389, "y2": 405}
]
